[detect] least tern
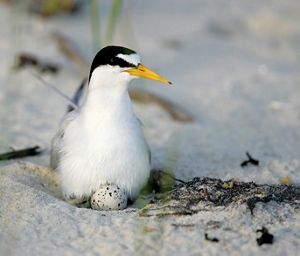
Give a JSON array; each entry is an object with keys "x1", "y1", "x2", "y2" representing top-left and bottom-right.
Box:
[{"x1": 50, "y1": 46, "x2": 171, "y2": 205}]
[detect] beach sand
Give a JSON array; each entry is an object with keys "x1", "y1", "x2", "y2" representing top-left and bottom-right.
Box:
[{"x1": 1, "y1": 1, "x2": 300, "y2": 255}]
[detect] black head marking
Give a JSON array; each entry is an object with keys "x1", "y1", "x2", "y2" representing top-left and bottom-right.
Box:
[{"x1": 88, "y1": 46, "x2": 138, "y2": 81}]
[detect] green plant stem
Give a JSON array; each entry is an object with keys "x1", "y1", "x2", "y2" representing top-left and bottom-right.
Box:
[
  {"x1": 89, "y1": 0, "x2": 101, "y2": 50},
  {"x1": 105, "y1": 0, "x2": 122, "y2": 44}
]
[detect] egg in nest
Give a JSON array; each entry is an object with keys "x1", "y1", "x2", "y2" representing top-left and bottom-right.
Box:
[{"x1": 91, "y1": 184, "x2": 128, "y2": 210}]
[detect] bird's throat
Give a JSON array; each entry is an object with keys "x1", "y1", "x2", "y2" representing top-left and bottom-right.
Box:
[{"x1": 80, "y1": 85, "x2": 134, "y2": 131}]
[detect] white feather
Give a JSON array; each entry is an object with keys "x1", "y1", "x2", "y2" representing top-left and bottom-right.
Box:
[
  {"x1": 51, "y1": 65, "x2": 150, "y2": 200},
  {"x1": 116, "y1": 53, "x2": 141, "y2": 66}
]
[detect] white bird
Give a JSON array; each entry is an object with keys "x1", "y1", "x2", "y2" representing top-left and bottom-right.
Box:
[{"x1": 50, "y1": 46, "x2": 171, "y2": 206}]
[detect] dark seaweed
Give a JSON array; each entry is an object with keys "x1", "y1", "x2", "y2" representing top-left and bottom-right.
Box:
[
  {"x1": 205, "y1": 233, "x2": 219, "y2": 243},
  {"x1": 241, "y1": 152, "x2": 259, "y2": 167},
  {"x1": 140, "y1": 177, "x2": 300, "y2": 217},
  {"x1": 256, "y1": 227, "x2": 274, "y2": 246}
]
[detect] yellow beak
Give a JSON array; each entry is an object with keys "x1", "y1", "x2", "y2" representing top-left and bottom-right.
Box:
[{"x1": 124, "y1": 64, "x2": 172, "y2": 85}]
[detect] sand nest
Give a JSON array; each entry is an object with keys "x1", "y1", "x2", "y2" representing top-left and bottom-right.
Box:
[{"x1": 1, "y1": 162, "x2": 300, "y2": 255}]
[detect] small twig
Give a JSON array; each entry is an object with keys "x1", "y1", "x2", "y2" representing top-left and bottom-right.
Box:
[
  {"x1": 0, "y1": 146, "x2": 42, "y2": 160},
  {"x1": 241, "y1": 152, "x2": 259, "y2": 167},
  {"x1": 30, "y1": 71, "x2": 78, "y2": 110},
  {"x1": 160, "y1": 170, "x2": 185, "y2": 183},
  {"x1": 205, "y1": 233, "x2": 219, "y2": 243}
]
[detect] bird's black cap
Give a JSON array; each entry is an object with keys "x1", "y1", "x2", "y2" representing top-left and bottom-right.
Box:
[{"x1": 89, "y1": 46, "x2": 138, "y2": 81}]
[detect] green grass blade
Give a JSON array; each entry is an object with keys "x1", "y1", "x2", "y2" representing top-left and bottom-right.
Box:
[
  {"x1": 105, "y1": 0, "x2": 122, "y2": 44},
  {"x1": 89, "y1": 0, "x2": 101, "y2": 50}
]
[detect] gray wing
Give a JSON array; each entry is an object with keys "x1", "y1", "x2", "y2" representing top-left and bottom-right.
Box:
[
  {"x1": 50, "y1": 111, "x2": 77, "y2": 170},
  {"x1": 67, "y1": 78, "x2": 87, "y2": 112},
  {"x1": 51, "y1": 79, "x2": 87, "y2": 169}
]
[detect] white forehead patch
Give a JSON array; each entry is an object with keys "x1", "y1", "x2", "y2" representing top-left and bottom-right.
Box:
[{"x1": 117, "y1": 53, "x2": 141, "y2": 66}]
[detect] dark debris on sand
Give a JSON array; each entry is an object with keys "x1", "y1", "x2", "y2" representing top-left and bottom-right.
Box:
[
  {"x1": 0, "y1": 146, "x2": 42, "y2": 161},
  {"x1": 205, "y1": 233, "x2": 219, "y2": 243},
  {"x1": 14, "y1": 53, "x2": 60, "y2": 74},
  {"x1": 240, "y1": 152, "x2": 259, "y2": 167},
  {"x1": 256, "y1": 227, "x2": 274, "y2": 246},
  {"x1": 140, "y1": 177, "x2": 300, "y2": 217}
]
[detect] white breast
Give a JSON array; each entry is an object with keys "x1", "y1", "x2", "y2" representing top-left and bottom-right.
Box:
[{"x1": 58, "y1": 83, "x2": 150, "y2": 200}]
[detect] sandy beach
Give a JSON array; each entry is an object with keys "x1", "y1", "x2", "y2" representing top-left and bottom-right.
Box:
[{"x1": 1, "y1": 0, "x2": 300, "y2": 255}]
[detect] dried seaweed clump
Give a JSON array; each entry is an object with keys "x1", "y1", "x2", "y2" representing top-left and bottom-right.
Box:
[{"x1": 140, "y1": 177, "x2": 300, "y2": 217}]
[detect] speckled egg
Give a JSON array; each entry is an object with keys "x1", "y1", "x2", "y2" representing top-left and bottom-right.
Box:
[{"x1": 91, "y1": 184, "x2": 128, "y2": 210}]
